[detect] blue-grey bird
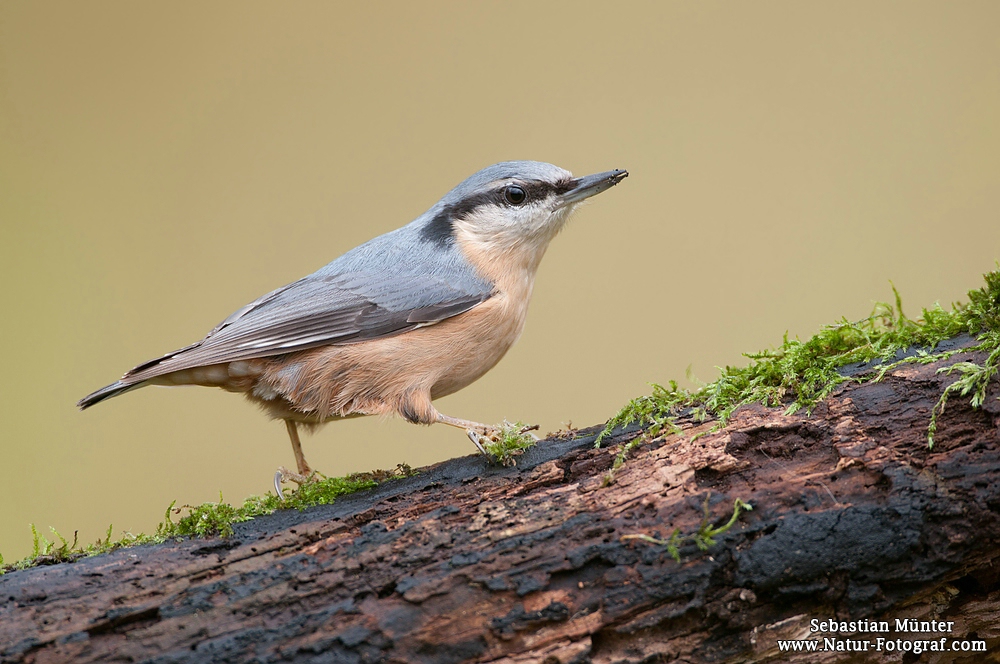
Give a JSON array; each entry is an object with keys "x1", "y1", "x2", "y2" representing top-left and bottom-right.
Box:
[{"x1": 78, "y1": 161, "x2": 628, "y2": 485}]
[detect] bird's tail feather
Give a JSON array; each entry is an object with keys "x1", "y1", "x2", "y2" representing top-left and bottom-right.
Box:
[{"x1": 77, "y1": 380, "x2": 143, "y2": 410}]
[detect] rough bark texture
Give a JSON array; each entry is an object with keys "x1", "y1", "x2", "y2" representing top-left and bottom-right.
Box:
[{"x1": 2, "y1": 341, "x2": 1000, "y2": 663}]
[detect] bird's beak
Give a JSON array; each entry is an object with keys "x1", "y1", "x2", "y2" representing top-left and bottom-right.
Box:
[{"x1": 558, "y1": 169, "x2": 629, "y2": 208}]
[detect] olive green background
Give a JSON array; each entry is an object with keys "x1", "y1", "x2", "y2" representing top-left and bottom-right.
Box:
[{"x1": 2, "y1": 2, "x2": 999, "y2": 560}]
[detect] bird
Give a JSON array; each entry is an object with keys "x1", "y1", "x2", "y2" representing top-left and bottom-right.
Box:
[{"x1": 78, "y1": 161, "x2": 628, "y2": 490}]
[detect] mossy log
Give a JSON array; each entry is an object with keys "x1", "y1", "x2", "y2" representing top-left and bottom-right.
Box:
[{"x1": 2, "y1": 343, "x2": 1000, "y2": 664}]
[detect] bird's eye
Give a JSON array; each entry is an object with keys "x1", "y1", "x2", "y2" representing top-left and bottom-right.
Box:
[{"x1": 504, "y1": 185, "x2": 527, "y2": 205}]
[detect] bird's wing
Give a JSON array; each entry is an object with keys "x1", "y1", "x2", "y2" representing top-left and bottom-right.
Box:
[{"x1": 121, "y1": 260, "x2": 494, "y2": 383}]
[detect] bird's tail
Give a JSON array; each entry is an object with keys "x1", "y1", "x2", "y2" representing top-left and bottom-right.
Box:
[{"x1": 77, "y1": 380, "x2": 143, "y2": 410}]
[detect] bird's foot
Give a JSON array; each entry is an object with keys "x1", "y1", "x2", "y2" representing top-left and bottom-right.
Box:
[
  {"x1": 273, "y1": 466, "x2": 316, "y2": 497},
  {"x1": 468, "y1": 421, "x2": 541, "y2": 465}
]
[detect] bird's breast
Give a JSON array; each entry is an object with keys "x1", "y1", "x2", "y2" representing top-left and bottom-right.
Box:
[{"x1": 426, "y1": 288, "x2": 531, "y2": 399}]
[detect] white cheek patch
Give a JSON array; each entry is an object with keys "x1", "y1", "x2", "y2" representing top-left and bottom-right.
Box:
[
  {"x1": 457, "y1": 205, "x2": 518, "y2": 238},
  {"x1": 453, "y1": 202, "x2": 552, "y2": 244}
]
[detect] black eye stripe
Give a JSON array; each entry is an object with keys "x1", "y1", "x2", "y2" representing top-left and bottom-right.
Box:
[
  {"x1": 429, "y1": 177, "x2": 577, "y2": 232},
  {"x1": 516, "y1": 179, "x2": 575, "y2": 200}
]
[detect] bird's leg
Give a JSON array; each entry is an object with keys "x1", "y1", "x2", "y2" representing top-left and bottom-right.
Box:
[
  {"x1": 274, "y1": 420, "x2": 314, "y2": 496},
  {"x1": 286, "y1": 419, "x2": 312, "y2": 475},
  {"x1": 435, "y1": 413, "x2": 496, "y2": 435}
]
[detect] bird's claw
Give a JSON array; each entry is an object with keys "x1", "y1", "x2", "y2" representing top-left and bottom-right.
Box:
[
  {"x1": 466, "y1": 429, "x2": 489, "y2": 456},
  {"x1": 274, "y1": 466, "x2": 315, "y2": 498}
]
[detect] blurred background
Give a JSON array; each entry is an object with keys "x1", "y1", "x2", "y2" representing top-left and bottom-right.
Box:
[{"x1": 2, "y1": 1, "x2": 999, "y2": 560}]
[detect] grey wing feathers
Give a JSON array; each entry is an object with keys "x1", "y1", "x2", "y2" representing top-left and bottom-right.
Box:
[
  {"x1": 121, "y1": 276, "x2": 490, "y2": 383},
  {"x1": 76, "y1": 284, "x2": 487, "y2": 410},
  {"x1": 84, "y1": 221, "x2": 494, "y2": 396}
]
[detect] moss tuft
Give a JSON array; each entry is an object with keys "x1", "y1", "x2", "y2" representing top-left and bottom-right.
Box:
[
  {"x1": 1, "y1": 465, "x2": 414, "y2": 574},
  {"x1": 481, "y1": 421, "x2": 539, "y2": 466},
  {"x1": 598, "y1": 267, "x2": 1000, "y2": 450}
]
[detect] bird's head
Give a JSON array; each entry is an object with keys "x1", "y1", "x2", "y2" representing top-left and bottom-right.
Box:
[
  {"x1": 421, "y1": 160, "x2": 627, "y2": 275},
  {"x1": 438, "y1": 161, "x2": 628, "y2": 245}
]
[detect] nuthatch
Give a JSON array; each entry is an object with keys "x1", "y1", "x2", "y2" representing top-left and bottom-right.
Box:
[{"x1": 79, "y1": 161, "x2": 628, "y2": 488}]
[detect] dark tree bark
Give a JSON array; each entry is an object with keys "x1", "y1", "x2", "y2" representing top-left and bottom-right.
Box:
[{"x1": 2, "y1": 340, "x2": 1000, "y2": 663}]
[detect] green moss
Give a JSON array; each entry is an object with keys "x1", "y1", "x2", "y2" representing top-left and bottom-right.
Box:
[
  {"x1": 481, "y1": 421, "x2": 539, "y2": 466},
  {"x1": 0, "y1": 464, "x2": 413, "y2": 575},
  {"x1": 2, "y1": 516, "x2": 178, "y2": 573},
  {"x1": 160, "y1": 467, "x2": 409, "y2": 539},
  {"x1": 598, "y1": 267, "x2": 1000, "y2": 450},
  {"x1": 928, "y1": 345, "x2": 1000, "y2": 447},
  {"x1": 622, "y1": 494, "x2": 753, "y2": 563}
]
